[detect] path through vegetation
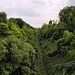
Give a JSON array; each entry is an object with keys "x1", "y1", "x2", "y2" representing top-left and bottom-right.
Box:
[
  {"x1": 38, "y1": 46, "x2": 46, "y2": 75},
  {"x1": 36, "y1": 30, "x2": 46, "y2": 75}
]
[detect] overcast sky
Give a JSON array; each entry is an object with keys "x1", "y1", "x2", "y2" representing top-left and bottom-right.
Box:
[{"x1": 0, "y1": 0, "x2": 75, "y2": 28}]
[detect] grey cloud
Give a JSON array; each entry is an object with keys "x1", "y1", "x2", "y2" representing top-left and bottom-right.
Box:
[
  {"x1": 0, "y1": 0, "x2": 40, "y2": 17},
  {"x1": 15, "y1": 9, "x2": 40, "y2": 17},
  {"x1": 32, "y1": 1, "x2": 45, "y2": 4},
  {"x1": 0, "y1": 0, "x2": 74, "y2": 28},
  {"x1": 5, "y1": 8, "x2": 40, "y2": 17},
  {"x1": 31, "y1": 0, "x2": 46, "y2": 4},
  {"x1": 70, "y1": 0, "x2": 75, "y2": 6}
]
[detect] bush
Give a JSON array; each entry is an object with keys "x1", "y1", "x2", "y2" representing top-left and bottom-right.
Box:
[
  {"x1": 67, "y1": 50, "x2": 75, "y2": 60},
  {"x1": 0, "y1": 23, "x2": 9, "y2": 37}
]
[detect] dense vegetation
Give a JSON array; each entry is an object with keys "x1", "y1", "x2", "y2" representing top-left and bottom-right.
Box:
[
  {"x1": 0, "y1": 12, "x2": 38, "y2": 75},
  {"x1": 0, "y1": 6, "x2": 75, "y2": 75},
  {"x1": 38, "y1": 6, "x2": 75, "y2": 75}
]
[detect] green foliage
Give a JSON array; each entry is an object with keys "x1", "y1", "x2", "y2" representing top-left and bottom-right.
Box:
[
  {"x1": 70, "y1": 40, "x2": 75, "y2": 50},
  {"x1": 63, "y1": 30, "x2": 74, "y2": 45},
  {"x1": 0, "y1": 35, "x2": 37, "y2": 75},
  {"x1": 0, "y1": 6, "x2": 75, "y2": 75},
  {"x1": 67, "y1": 50, "x2": 75, "y2": 61},
  {"x1": 57, "y1": 30, "x2": 74, "y2": 56},
  {"x1": 15, "y1": 18, "x2": 25, "y2": 28},
  {"x1": 73, "y1": 30, "x2": 75, "y2": 34},
  {"x1": 39, "y1": 6, "x2": 75, "y2": 75},
  {"x1": 10, "y1": 23, "x2": 22, "y2": 37},
  {"x1": 0, "y1": 39, "x2": 8, "y2": 61},
  {"x1": 0, "y1": 12, "x2": 7, "y2": 23},
  {"x1": 59, "y1": 6, "x2": 75, "y2": 31},
  {"x1": 42, "y1": 23, "x2": 47, "y2": 29},
  {"x1": 0, "y1": 23, "x2": 9, "y2": 37},
  {"x1": 50, "y1": 31, "x2": 59, "y2": 42},
  {"x1": 9, "y1": 18, "x2": 17, "y2": 24},
  {"x1": 72, "y1": 71, "x2": 75, "y2": 75},
  {"x1": 40, "y1": 23, "x2": 55, "y2": 39},
  {"x1": 63, "y1": 30, "x2": 73, "y2": 38},
  {"x1": 22, "y1": 26, "x2": 35, "y2": 42},
  {"x1": 0, "y1": 12, "x2": 37, "y2": 75}
]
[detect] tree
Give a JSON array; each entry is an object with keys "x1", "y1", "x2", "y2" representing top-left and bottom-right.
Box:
[
  {"x1": 0, "y1": 12, "x2": 7, "y2": 23},
  {"x1": 9, "y1": 18, "x2": 17, "y2": 24},
  {"x1": 15, "y1": 18, "x2": 25, "y2": 28},
  {"x1": 0, "y1": 40, "x2": 8, "y2": 61},
  {"x1": 59, "y1": 6, "x2": 75, "y2": 31},
  {"x1": 49, "y1": 20, "x2": 52, "y2": 24},
  {"x1": 0, "y1": 23, "x2": 9, "y2": 37}
]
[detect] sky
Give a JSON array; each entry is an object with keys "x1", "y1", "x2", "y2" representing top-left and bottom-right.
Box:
[{"x1": 0, "y1": 0, "x2": 75, "y2": 28}]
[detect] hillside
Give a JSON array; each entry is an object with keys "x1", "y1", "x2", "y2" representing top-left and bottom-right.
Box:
[
  {"x1": 0, "y1": 6, "x2": 75, "y2": 75},
  {"x1": 38, "y1": 6, "x2": 75, "y2": 75},
  {"x1": 0, "y1": 12, "x2": 38, "y2": 75}
]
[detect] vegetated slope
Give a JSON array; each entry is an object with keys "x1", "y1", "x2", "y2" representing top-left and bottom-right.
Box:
[
  {"x1": 0, "y1": 12, "x2": 38, "y2": 75},
  {"x1": 38, "y1": 6, "x2": 75, "y2": 75},
  {"x1": 0, "y1": 6, "x2": 75, "y2": 75}
]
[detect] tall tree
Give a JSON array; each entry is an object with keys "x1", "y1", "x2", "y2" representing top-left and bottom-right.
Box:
[{"x1": 59, "y1": 6, "x2": 75, "y2": 31}]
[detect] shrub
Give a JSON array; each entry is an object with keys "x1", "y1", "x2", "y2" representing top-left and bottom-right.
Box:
[{"x1": 67, "y1": 50, "x2": 75, "y2": 60}]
